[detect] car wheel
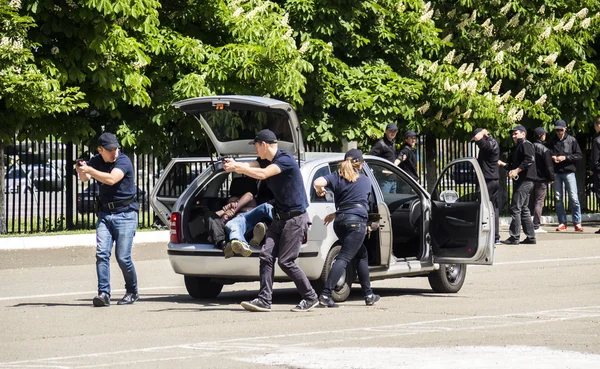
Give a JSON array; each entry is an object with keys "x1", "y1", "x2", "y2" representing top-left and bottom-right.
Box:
[
  {"x1": 428, "y1": 264, "x2": 466, "y2": 293},
  {"x1": 313, "y1": 245, "x2": 354, "y2": 302},
  {"x1": 184, "y1": 276, "x2": 224, "y2": 299}
]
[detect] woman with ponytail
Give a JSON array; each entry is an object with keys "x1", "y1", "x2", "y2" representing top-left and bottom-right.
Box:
[{"x1": 313, "y1": 149, "x2": 380, "y2": 307}]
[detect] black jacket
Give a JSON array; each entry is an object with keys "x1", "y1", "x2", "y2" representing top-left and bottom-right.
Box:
[
  {"x1": 547, "y1": 133, "x2": 582, "y2": 173},
  {"x1": 475, "y1": 136, "x2": 499, "y2": 180},
  {"x1": 398, "y1": 143, "x2": 419, "y2": 180},
  {"x1": 591, "y1": 134, "x2": 600, "y2": 173},
  {"x1": 369, "y1": 137, "x2": 398, "y2": 164},
  {"x1": 509, "y1": 138, "x2": 536, "y2": 182},
  {"x1": 532, "y1": 140, "x2": 555, "y2": 182}
]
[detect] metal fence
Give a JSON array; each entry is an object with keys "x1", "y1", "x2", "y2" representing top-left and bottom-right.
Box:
[{"x1": 2, "y1": 135, "x2": 598, "y2": 234}]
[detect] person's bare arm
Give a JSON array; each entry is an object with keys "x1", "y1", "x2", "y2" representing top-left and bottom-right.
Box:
[
  {"x1": 76, "y1": 162, "x2": 124, "y2": 186},
  {"x1": 224, "y1": 160, "x2": 281, "y2": 180}
]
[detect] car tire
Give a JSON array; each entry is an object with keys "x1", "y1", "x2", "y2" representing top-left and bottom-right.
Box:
[
  {"x1": 428, "y1": 264, "x2": 466, "y2": 293},
  {"x1": 314, "y1": 245, "x2": 354, "y2": 302},
  {"x1": 184, "y1": 276, "x2": 224, "y2": 299}
]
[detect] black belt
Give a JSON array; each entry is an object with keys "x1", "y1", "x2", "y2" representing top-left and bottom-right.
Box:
[
  {"x1": 273, "y1": 209, "x2": 305, "y2": 221},
  {"x1": 102, "y1": 196, "x2": 136, "y2": 211},
  {"x1": 336, "y1": 203, "x2": 367, "y2": 212}
]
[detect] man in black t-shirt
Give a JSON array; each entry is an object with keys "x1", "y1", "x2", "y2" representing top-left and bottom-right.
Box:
[
  {"x1": 369, "y1": 123, "x2": 401, "y2": 193},
  {"x1": 76, "y1": 133, "x2": 139, "y2": 307},
  {"x1": 223, "y1": 129, "x2": 318, "y2": 312},
  {"x1": 398, "y1": 130, "x2": 419, "y2": 181}
]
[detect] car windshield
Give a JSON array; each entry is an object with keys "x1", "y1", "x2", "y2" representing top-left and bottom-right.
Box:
[
  {"x1": 199, "y1": 110, "x2": 294, "y2": 143},
  {"x1": 7, "y1": 168, "x2": 27, "y2": 179}
]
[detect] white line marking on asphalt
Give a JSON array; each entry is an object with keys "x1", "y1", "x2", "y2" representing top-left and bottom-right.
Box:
[
  {"x1": 1, "y1": 306, "x2": 599, "y2": 368},
  {"x1": 0, "y1": 286, "x2": 184, "y2": 302}
]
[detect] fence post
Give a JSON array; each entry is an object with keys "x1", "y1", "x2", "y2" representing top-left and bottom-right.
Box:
[
  {"x1": 65, "y1": 142, "x2": 75, "y2": 230},
  {"x1": 424, "y1": 133, "x2": 437, "y2": 192}
]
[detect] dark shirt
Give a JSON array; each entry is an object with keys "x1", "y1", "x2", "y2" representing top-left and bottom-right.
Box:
[
  {"x1": 532, "y1": 140, "x2": 555, "y2": 182},
  {"x1": 475, "y1": 136, "x2": 499, "y2": 180},
  {"x1": 509, "y1": 138, "x2": 536, "y2": 182},
  {"x1": 398, "y1": 143, "x2": 419, "y2": 180},
  {"x1": 591, "y1": 134, "x2": 600, "y2": 173},
  {"x1": 257, "y1": 150, "x2": 308, "y2": 213},
  {"x1": 88, "y1": 152, "x2": 138, "y2": 213},
  {"x1": 323, "y1": 171, "x2": 370, "y2": 218},
  {"x1": 369, "y1": 137, "x2": 398, "y2": 164},
  {"x1": 547, "y1": 133, "x2": 582, "y2": 173}
]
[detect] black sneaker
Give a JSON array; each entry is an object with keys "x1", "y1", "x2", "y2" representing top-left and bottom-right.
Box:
[
  {"x1": 520, "y1": 238, "x2": 536, "y2": 245},
  {"x1": 117, "y1": 292, "x2": 139, "y2": 305},
  {"x1": 93, "y1": 292, "x2": 110, "y2": 307},
  {"x1": 240, "y1": 298, "x2": 271, "y2": 312},
  {"x1": 595, "y1": 229, "x2": 600, "y2": 234},
  {"x1": 318, "y1": 294, "x2": 337, "y2": 308},
  {"x1": 291, "y1": 297, "x2": 319, "y2": 312},
  {"x1": 365, "y1": 294, "x2": 381, "y2": 306},
  {"x1": 501, "y1": 237, "x2": 520, "y2": 245}
]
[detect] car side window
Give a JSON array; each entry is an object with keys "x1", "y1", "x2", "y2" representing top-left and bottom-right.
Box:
[
  {"x1": 433, "y1": 161, "x2": 481, "y2": 203},
  {"x1": 310, "y1": 165, "x2": 332, "y2": 203},
  {"x1": 367, "y1": 162, "x2": 418, "y2": 196}
]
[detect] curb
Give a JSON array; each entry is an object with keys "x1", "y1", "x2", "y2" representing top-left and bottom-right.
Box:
[
  {"x1": 499, "y1": 213, "x2": 600, "y2": 227},
  {"x1": 0, "y1": 230, "x2": 170, "y2": 251}
]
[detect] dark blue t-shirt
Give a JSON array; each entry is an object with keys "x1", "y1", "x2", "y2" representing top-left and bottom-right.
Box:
[
  {"x1": 257, "y1": 150, "x2": 308, "y2": 213},
  {"x1": 88, "y1": 152, "x2": 138, "y2": 213},
  {"x1": 323, "y1": 171, "x2": 370, "y2": 218}
]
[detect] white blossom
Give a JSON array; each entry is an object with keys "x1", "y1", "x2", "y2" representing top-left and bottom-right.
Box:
[
  {"x1": 467, "y1": 79, "x2": 478, "y2": 94},
  {"x1": 453, "y1": 106, "x2": 461, "y2": 115},
  {"x1": 478, "y1": 67, "x2": 487, "y2": 78},
  {"x1": 576, "y1": 8, "x2": 589, "y2": 19},
  {"x1": 553, "y1": 20, "x2": 565, "y2": 31},
  {"x1": 535, "y1": 94, "x2": 547, "y2": 106},
  {"x1": 558, "y1": 67, "x2": 565, "y2": 75},
  {"x1": 9, "y1": 0, "x2": 21, "y2": 8},
  {"x1": 442, "y1": 118, "x2": 453, "y2": 127},
  {"x1": 465, "y1": 63, "x2": 474, "y2": 77},
  {"x1": 544, "y1": 52, "x2": 558, "y2": 65},
  {"x1": 484, "y1": 92, "x2": 492, "y2": 100},
  {"x1": 281, "y1": 13, "x2": 289, "y2": 26},
  {"x1": 397, "y1": 1, "x2": 405, "y2": 13},
  {"x1": 491, "y1": 79, "x2": 502, "y2": 94},
  {"x1": 457, "y1": 63, "x2": 467, "y2": 74},
  {"x1": 481, "y1": 18, "x2": 491, "y2": 28},
  {"x1": 299, "y1": 41, "x2": 310, "y2": 54},
  {"x1": 284, "y1": 28, "x2": 293, "y2": 38},
  {"x1": 420, "y1": 9, "x2": 434, "y2": 22},
  {"x1": 51, "y1": 46, "x2": 59, "y2": 55},
  {"x1": 484, "y1": 24, "x2": 494, "y2": 37},
  {"x1": 507, "y1": 108, "x2": 518, "y2": 123},
  {"x1": 463, "y1": 109, "x2": 472, "y2": 119},
  {"x1": 246, "y1": 8, "x2": 258, "y2": 19},
  {"x1": 424, "y1": 1, "x2": 431, "y2": 12},
  {"x1": 538, "y1": 5, "x2": 545, "y2": 14},
  {"x1": 582, "y1": 18, "x2": 591, "y2": 29},
  {"x1": 494, "y1": 51, "x2": 505, "y2": 65},
  {"x1": 470, "y1": 10, "x2": 477, "y2": 21},
  {"x1": 515, "y1": 88, "x2": 526, "y2": 101},
  {"x1": 443, "y1": 50, "x2": 456, "y2": 64},
  {"x1": 429, "y1": 61, "x2": 438, "y2": 73},
  {"x1": 448, "y1": 9, "x2": 456, "y2": 19},
  {"x1": 327, "y1": 41, "x2": 333, "y2": 47},
  {"x1": 515, "y1": 109, "x2": 524, "y2": 121},
  {"x1": 539, "y1": 26, "x2": 551, "y2": 40},
  {"x1": 565, "y1": 60, "x2": 575, "y2": 73},
  {"x1": 233, "y1": 7, "x2": 243, "y2": 17},
  {"x1": 512, "y1": 43, "x2": 521, "y2": 52},
  {"x1": 435, "y1": 110, "x2": 443, "y2": 120},
  {"x1": 500, "y1": 2, "x2": 511, "y2": 15},
  {"x1": 454, "y1": 53, "x2": 464, "y2": 64},
  {"x1": 563, "y1": 17, "x2": 575, "y2": 31},
  {"x1": 418, "y1": 102, "x2": 430, "y2": 114},
  {"x1": 416, "y1": 64, "x2": 425, "y2": 76},
  {"x1": 501, "y1": 90, "x2": 512, "y2": 102},
  {"x1": 498, "y1": 105, "x2": 505, "y2": 113},
  {"x1": 442, "y1": 34, "x2": 453, "y2": 42},
  {"x1": 508, "y1": 14, "x2": 520, "y2": 27}
]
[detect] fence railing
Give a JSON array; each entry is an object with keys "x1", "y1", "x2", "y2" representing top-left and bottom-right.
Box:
[{"x1": 2, "y1": 135, "x2": 598, "y2": 234}]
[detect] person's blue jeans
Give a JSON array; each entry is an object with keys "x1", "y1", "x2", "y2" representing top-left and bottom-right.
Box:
[
  {"x1": 322, "y1": 213, "x2": 373, "y2": 298},
  {"x1": 225, "y1": 203, "x2": 273, "y2": 244},
  {"x1": 96, "y1": 210, "x2": 138, "y2": 296},
  {"x1": 381, "y1": 180, "x2": 396, "y2": 194},
  {"x1": 553, "y1": 172, "x2": 581, "y2": 225}
]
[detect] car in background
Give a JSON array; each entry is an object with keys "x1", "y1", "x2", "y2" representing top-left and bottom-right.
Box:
[
  {"x1": 28, "y1": 164, "x2": 64, "y2": 192},
  {"x1": 451, "y1": 161, "x2": 478, "y2": 185},
  {"x1": 4, "y1": 166, "x2": 36, "y2": 194},
  {"x1": 77, "y1": 182, "x2": 148, "y2": 214}
]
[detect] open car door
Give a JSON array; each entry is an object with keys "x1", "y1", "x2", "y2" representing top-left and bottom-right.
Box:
[
  {"x1": 150, "y1": 158, "x2": 214, "y2": 226},
  {"x1": 430, "y1": 158, "x2": 495, "y2": 265}
]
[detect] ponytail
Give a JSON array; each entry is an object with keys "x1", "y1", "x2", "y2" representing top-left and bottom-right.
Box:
[{"x1": 338, "y1": 158, "x2": 361, "y2": 182}]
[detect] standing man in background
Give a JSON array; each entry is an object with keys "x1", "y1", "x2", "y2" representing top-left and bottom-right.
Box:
[
  {"x1": 528, "y1": 127, "x2": 555, "y2": 233},
  {"x1": 76, "y1": 133, "x2": 139, "y2": 307},
  {"x1": 590, "y1": 117, "x2": 600, "y2": 234},
  {"x1": 471, "y1": 128, "x2": 501, "y2": 244},
  {"x1": 398, "y1": 130, "x2": 419, "y2": 181},
  {"x1": 547, "y1": 120, "x2": 583, "y2": 232},
  {"x1": 502, "y1": 125, "x2": 537, "y2": 245},
  {"x1": 369, "y1": 123, "x2": 400, "y2": 192}
]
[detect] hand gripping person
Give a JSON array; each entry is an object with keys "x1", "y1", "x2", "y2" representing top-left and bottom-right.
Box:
[
  {"x1": 471, "y1": 128, "x2": 501, "y2": 243},
  {"x1": 313, "y1": 149, "x2": 381, "y2": 308},
  {"x1": 223, "y1": 129, "x2": 318, "y2": 312},
  {"x1": 76, "y1": 133, "x2": 139, "y2": 307},
  {"x1": 501, "y1": 125, "x2": 537, "y2": 245}
]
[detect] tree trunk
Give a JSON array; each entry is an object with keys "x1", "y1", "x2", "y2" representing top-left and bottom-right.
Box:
[
  {"x1": 0, "y1": 140, "x2": 6, "y2": 234},
  {"x1": 425, "y1": 133, "x2": 437, "y2": 192}
]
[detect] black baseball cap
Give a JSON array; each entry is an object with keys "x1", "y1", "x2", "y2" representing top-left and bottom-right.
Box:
[
  {"x1": 534, "y1": 127, "x2": 547, "y2": 137},
  {"x1": 511, "y1": 125, "x2": 527, "y2": 133},
  {"x1": 97, "y1": 133, "x2": 120, "y2": 150},
  {"x1": 385, "y1": 123, "x2": 398, "y2": 131},
  {"x1": 344, "y1": 148, "x2": 364, "y2": 163},
  {"x1": 405, "y1": 130, "x2": 418, "y2": 138},
  {"x1": 470, "y1": 128, "x2": 484, "y2": 142},
  {"x1": 554, "y1": 120, "x2": 566, "y2": 130},
  {"x1": 249, "y1": 129, "x2": 278, "y2": 144}
]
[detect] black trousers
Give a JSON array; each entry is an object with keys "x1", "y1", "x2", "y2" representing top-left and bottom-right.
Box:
[
  {"x1": 527, "y1": 182, "x2": 548, "y2": 229},
  {"x1": 509, "y1": 180, "x2": 535, "y2": 240},
  {"x1": 485, "y1": 179, "x2": 500, "y2": 240}
]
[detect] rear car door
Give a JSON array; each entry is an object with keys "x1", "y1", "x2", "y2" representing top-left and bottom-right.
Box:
[
  {"x1": 150, "y1": 158, "x2": 215, "y2": 225},
  {"x1": 430, "y1": 158, "x2": 494, "y2": 265}
]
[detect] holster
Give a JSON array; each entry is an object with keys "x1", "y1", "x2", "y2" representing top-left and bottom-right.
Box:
[{"x1": 93, "y1": 196, "x2": 100, "y2": 214}]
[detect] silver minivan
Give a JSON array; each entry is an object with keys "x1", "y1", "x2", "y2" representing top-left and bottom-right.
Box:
[{"x1": 150, "y1": 95, "x2": 495, "y2": 302}]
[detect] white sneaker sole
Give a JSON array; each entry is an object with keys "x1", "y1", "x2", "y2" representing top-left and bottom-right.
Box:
[
  {"x1": 240, "y1": 301, "x2": 271, "y2": 312},
  {"x1": 231, "y1": 240, "x2": 252, "y2": 257},
  {"x1": 249, "y1": 222, "x2": 267, "y2": 248}
]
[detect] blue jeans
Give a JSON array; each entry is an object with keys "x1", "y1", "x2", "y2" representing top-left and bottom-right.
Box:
[
  {"x1": 322, "y1": 213, "x2": 372, "y2": 298},
  {"x1": 96, "y1": 211, "x2": 138, "y2": 296},
  {"x1": 553, "y1": 172, "x2": 581, "y2": 225},
  {"x1": 380, "y1": 180, "x2": 396, "y2": 194},
  {"x1": 225, "y1": 203, "x2": 273, "y2": 245}
]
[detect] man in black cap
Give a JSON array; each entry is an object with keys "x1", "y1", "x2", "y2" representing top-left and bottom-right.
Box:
[
  {"x1": 398, "y1": 130, "x2": 419, "y2": 181},
  {"x1": 369, "y1": 123, "x2": 401, "y2": 192},
  {"x1": 501, "y1": 125, "x2": 537, "y2": 245},
  {"x1": 471, "y1": 128, "x2": 501, "y2": 243},
  {"x1": 223, "y1": 129, "x2": 318, "y2": 312},
  {"x1": 547, "y1": 119, "x2": 583, "y2": 232},
  {"x1": 76, "y1": 132, "x2": 140, "y2": 306},
  {"x1": 591, "y1": 117, "x2": 600, "y2": 234},
  {"x1": 527, "y1": 127, "x2": 555, "y2": 233}
]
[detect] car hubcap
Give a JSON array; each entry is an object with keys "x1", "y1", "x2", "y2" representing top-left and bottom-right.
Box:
[{"x1": 445, "y1": 264, "x2": 462, "y2": 285}]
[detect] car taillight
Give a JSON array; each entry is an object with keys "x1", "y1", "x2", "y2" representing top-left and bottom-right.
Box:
[{"x1": 170, "y1": 212, "x2": 182, "y2": 243}]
